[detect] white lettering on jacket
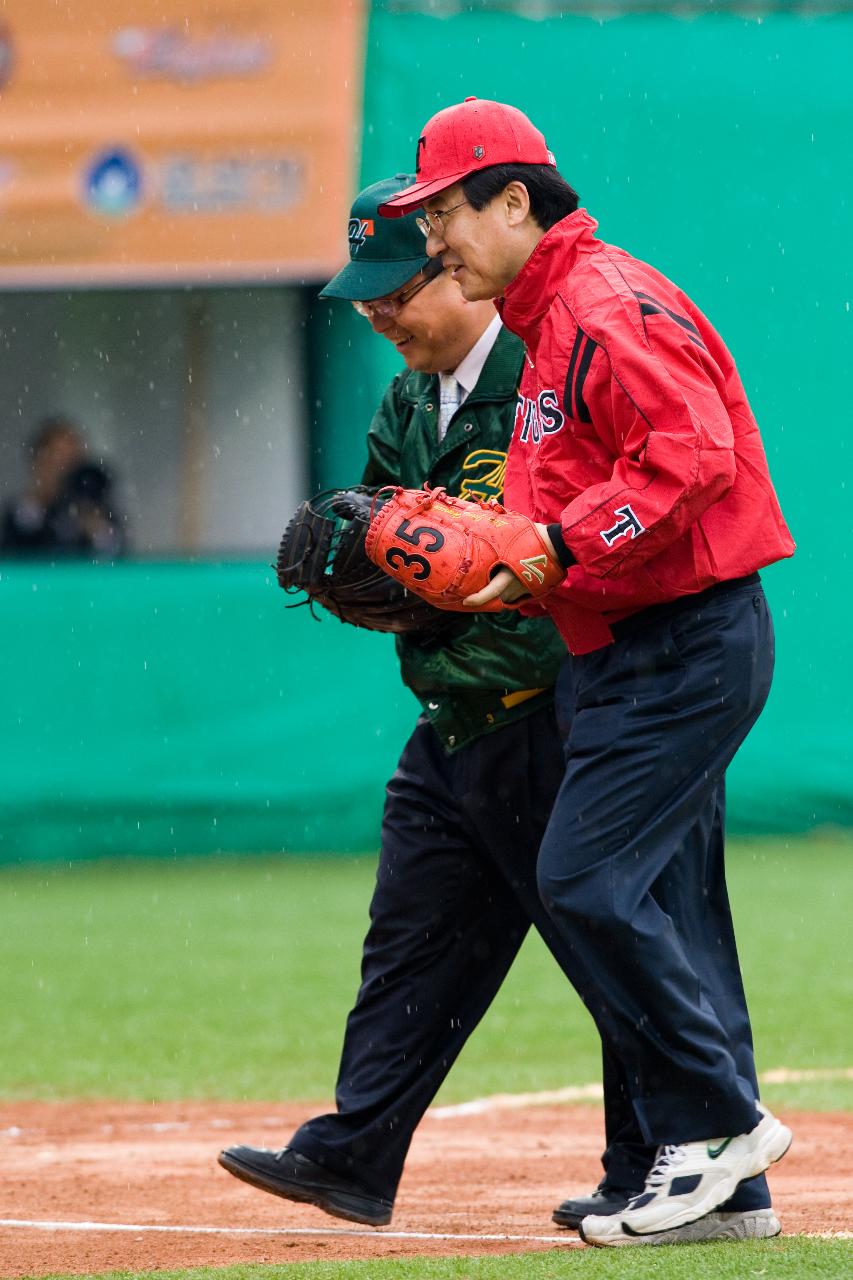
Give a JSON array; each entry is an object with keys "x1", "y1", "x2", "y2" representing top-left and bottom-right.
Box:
[{"x1": 514, "y1": 390, "x2": 566, "y2": 445}]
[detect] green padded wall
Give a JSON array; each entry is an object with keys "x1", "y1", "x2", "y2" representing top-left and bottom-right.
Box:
[{"x1": 0, "y1": 563, "x2": 417, "y2": 862}]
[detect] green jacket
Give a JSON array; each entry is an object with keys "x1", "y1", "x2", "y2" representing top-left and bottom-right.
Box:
[{"x1": 361, "y1": 325, "x2": 567, "y2": 752}]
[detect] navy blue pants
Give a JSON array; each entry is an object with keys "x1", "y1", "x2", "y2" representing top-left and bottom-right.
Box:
[
  {"x1": 290, "y1": 705, "x2": 571, "y2": 1199},
  {"x1": 539, "y1": 575, "x2": 774, "y2": 1171},
  {"x1": 289, "y1": 658, "x2": 769, "y2": 1210}
]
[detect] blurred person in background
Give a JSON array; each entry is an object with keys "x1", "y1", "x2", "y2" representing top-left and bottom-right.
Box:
[{"x1": 1, "y1": 414, "x2": 127, "y2": 557}]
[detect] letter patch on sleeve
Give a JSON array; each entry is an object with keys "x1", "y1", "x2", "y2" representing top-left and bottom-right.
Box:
[{"x1": 600, "y1": 505, "x2": 645, "y2": 546}]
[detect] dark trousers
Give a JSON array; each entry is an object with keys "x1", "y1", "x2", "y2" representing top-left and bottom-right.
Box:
[
  {"x1": 539, "y1": 575, "x2": 774, "y2": 1188},
  {"x1": 290, "y1": 705, "x2": 570, "y2": 1199}
]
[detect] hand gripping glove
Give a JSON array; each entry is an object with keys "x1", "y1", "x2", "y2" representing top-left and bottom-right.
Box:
[
  {"x1": 276, "y1": 487, "x2": 456, "y2": 637},
  {"x1": 364, "y1": 486, "x2": 565, "y2": 612}
]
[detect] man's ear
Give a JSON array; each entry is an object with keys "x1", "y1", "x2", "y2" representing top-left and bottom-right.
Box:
[{"x1": 504, "y1": 180, "x2": 532, "y2": 227}]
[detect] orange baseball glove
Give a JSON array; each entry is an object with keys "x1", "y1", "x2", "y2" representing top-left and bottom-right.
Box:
[{"x1": 364, "y1": 486, "x2": 565, "y2": 613}]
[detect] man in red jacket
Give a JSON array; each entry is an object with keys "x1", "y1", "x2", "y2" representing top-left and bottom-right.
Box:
[{"x1": 379, "y1": 98, "x2": 795, "y2": 1247}]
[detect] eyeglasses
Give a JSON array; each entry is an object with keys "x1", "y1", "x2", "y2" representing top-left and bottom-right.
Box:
[
  {"x1": 416, "y1": 200, "x2": 469, "y2": 239},
  {"x1": 351, "y1": 263, "x2": 443, "y2": 318}
]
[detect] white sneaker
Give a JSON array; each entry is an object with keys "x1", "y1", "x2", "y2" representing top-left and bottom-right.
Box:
[
  {"x1": 580, "y1": 1106, "x2": 792, "y2": 1245},
  {"x1": 579, "y1": 1207, "x2": 781, "y2": 1247}
]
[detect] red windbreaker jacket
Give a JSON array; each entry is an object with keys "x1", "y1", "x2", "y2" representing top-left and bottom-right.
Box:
[{"x1": 500, "y1": 211, "x2": 795, "y2": 655}]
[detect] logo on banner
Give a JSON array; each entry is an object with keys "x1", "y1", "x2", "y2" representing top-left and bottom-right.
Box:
[
  {"x1": 85, "y1": 149, "x2": 142, "y2": 216},
  {"x1": 160, "y1": 155, "x2": 302, "y2": 213},
  {"x1": 348, "y1": 218, "x2": 374, "y2": 252},
  {"x1": 112, "y1": 27, "x2": 272, "y2": 82},
  {"x1": 600, "y1": 505, "x2": 645, "y2": 546}
]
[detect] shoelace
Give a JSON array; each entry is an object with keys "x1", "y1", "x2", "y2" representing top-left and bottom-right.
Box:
[{"x1": 628, "y1": 1144, "x2": 687, "y2": 1203}]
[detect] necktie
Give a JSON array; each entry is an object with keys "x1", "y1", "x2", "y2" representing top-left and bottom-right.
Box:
[{"x1": 437, "y1": 373, "x2": 462, "y2": 441}]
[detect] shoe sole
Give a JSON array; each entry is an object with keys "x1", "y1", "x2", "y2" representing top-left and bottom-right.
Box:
[
  {"x1": 582, "y1": 1121, "x2": 793, "y2": 1245},
  {"x1": 552, "y1": 1211, "x2": 584, "y2": 1229},
  {"x1": 580, "y1": 1209, "x2": 781, "y2": 1248},
  {"x1": 553, "y1": 1206, "x2": 624, "y2": 1230},
  {"x1": 217, "y1": 1151, "x2": 392, "y2": 1226}
]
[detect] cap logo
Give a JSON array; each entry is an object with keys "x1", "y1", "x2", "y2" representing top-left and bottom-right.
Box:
[
  {"x1": 473, "y1": 145, "x2": 484, "y2": 159},
  {"x1": 415, "y1": 135, "x2": 427, "y2": 175},
  {"x1": 348, "y1": 217, "x2": 374, "y2": 252}
]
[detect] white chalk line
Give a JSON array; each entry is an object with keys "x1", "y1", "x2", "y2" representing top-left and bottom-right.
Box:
[
  {"x1": 431, "y1": 1066, "x2": 853, "y2": 1118},
  {"x1": 0, "y1": 1219, "x2": 849, "y2": 1243},
  {"x1": 0, "y1": 1218, "x2": 576, "y2": 1245},
  {"x1": 432, "y1": 1082, "x2": 602, "y2": 1117},
  {"x1": 760, "y1": 1067, "x2": 853, "y2": 1085}
]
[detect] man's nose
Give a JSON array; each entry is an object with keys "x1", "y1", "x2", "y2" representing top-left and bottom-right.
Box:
[{"x1": 425, "y1": 225, "x2": 446, "y2": 258}]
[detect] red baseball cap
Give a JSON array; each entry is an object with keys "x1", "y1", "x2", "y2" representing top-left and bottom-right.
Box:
[{"x1": 378, "y1": 98, "x2": 556, "y2": 218}]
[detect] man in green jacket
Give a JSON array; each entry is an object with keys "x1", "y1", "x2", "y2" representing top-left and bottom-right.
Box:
[{"x1": 218, "y1": 175, "x2": 590, "y2": 1225}]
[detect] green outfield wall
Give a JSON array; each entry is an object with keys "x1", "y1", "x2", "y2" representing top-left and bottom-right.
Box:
[
  {"x1": 0, "y1": 550, "x2": 848, "y2": 866},
  {"x1": 0, "y1": 562, "x2": 419, "y2": 863}
]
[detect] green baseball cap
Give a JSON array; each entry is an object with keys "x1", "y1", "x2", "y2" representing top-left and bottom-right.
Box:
[{"x1": 319, "y1": 174, "x2": 430, "y2": 302}]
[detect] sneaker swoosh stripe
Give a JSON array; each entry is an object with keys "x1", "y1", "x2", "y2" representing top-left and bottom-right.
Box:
[{"x1": 707, "y1": 1137, "x2": 734, "y2": 1159}]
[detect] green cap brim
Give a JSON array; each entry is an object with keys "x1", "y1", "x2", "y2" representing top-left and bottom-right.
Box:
[{"x1": 319, "y1": 252, "x2": 430, "y2": 302}]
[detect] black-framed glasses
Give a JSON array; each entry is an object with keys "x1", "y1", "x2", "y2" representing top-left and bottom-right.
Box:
[
  {"x1": 352, "y1": 261, "x2": 443, "y2": 318},
  {"x1": 416, "y1": 200, "x2": 469, "y2": 238}
]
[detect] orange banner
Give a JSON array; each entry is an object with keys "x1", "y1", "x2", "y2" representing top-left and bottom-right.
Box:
[{"x1": 0, "y1": 2, "x2": 365, "y2": 286}]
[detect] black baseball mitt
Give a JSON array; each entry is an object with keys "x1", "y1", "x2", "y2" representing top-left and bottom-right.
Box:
[{"x1": 276, "y1": 487, "x2": 454, "y2": 638}]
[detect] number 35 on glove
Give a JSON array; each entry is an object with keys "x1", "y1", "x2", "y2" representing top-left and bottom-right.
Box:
[{"x1": 364, "y1": 486, "x2": 565, "y2": 612}]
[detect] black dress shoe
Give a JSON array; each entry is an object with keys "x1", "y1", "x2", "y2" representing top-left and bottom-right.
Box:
[
  {"x1": 218, "y1": 1145, "x2": 393, "y2": 1226},
  {"x1": 552, "y1": 1183, "x2": 635, "y2": 1229}
]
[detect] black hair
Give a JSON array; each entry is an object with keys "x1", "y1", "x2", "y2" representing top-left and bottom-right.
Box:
[{"x1": 461, "y1": 164, "x2": 579, "y2": 232}]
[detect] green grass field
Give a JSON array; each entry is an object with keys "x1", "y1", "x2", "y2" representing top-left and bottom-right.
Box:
[
  {"x1": 3, "y1": 836, "x2": 852, "y2": 1108},
  {"x1": 29, "y1": 1237, "x2": 853, "y2": 1280},
  {"x1": 5, "y1": 835, "x2": 852, "y2": 1280}
]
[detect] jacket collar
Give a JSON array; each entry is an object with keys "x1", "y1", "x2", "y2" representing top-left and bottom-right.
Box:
[
  {"x1": 463, "y1": 324, "x2": 524, "y2": 403},
  {"x1": 497, "y1": 209, "x2": 600, "y2": 349}
]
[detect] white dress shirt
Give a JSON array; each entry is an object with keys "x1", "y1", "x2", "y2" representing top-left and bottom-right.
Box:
[{"x1": 436, "y1": 312, "x2": 503, "y2": 440}]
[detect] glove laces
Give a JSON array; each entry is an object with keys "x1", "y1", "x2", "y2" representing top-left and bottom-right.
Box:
[
  {"x1": 372, "y1": 484, "x2": 507, "y2": 517},
  {"x1": 421, "y1": 484, "x2": 506, "y2": 514}
]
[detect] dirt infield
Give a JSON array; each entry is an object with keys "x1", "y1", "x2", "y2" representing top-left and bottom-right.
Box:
[{"x1": 0, "y1": 1101, "x2": 849, "y2": 1277}]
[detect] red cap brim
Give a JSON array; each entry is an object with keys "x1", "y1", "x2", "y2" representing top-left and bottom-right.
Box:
[{"x1": 377, "y1": 169, "x2": 472, "y2": 218}]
